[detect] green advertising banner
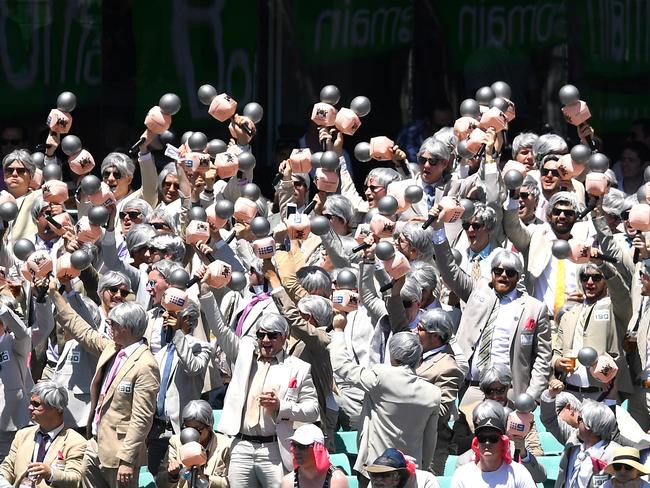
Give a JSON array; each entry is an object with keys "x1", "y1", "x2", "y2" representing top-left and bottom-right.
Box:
[
  {"x1": 0, "y1": 0, "x2": 102, "y2": 115},
  {"x1": 131, "y1": 0, "x2": 259, "y2": 128},
  {"x1": 292, "y1": 0, "x2": 413, "y2": 65}
]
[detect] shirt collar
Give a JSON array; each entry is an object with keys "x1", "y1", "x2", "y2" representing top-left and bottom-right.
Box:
[
  {"x1": 120, "y1": 340, "x2": 143, "y2": 359},
  {"x1": 469, "y1": 242, "x2": 493, "y2": 260},
  {"x1": 422, "y1": 344, "x2": 447, "y2": 361},
  {"x1": 38, "y1": 423, "x2": 65, "y2": 439},
  {"x1": 499, "y1": 288, "x2": 520, "y2": 304}
]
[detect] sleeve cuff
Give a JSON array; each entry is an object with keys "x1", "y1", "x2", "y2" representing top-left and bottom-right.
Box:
[
  {"x1": 505, "y1": 197, "x2": 519, "y2": 211},
  {"x1": 520, "y1": 450, "x2": 532, "y2": 464},
  {"x1": 539, "y1": 390, "x2": 554, "y2": 403},
  {"x1": 138, "y1": 152, "x2": 153, "y2": 162},
  {"x1": 432, "y1": 228, "x2": 447, "y2": 245},
  {"x1": 331, "y1": 330, "x2": 345, "y2": 342},
  {"x1": 270, "y1": 287, "x2": 284, "y2": 296}
]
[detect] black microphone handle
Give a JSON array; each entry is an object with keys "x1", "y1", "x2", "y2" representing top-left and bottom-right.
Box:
[
  {"x1": 577, "y1": 205, "x2": 595, "y2": 221},
  {"x1": 186, "y1": 276, "x2": 201, "y2": 288},
  {"x1": 303, "y1": 200, "x2": 317, "y2": 215},
  {"x1": 422, "y1": 215, "x2": 436, "y2": 230},
  {"x1": 634, "y1": 247, "x2": 640, "y2": 264},
  {"x1": 398, "y1": 159, "x2": 409, "y2": 175},
  {"x1": 379, "y1": 280, "x2": 394, "y2": 293},
  {"x1": 225, "y1": 229, "x2": 237, "y2": 244},
  {"x1": 129, "y1": 136, "x2": 145, "y2": 154},
  {"x1": 596, "y1": 252, "x2": 618, "y2": 264},
  {"x1": 352, "y1": 242, "x2": 371, "y2": 253},
  {"x1": 271, "y1": 172, "x2": 283, "y2": 187}
]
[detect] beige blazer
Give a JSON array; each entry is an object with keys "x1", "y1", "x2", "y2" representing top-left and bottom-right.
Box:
[
  {"x1": 157, "y1": 433, "x2": 231, "y2": 488},
  {"x1": 417, "y1": 345, "x2": 464, "y2": 419},
  {"x1": 199, "y1": 293, "x2": 319, "y2": 472},
  {"x1": 554, "y1": 263, "x2": 634, "y2": 394},
  {"x1": 0, "y1": 425, "x2": 86, "y2": 488},
  {"x1": 329, "y1": 333, "x2": 441, "y2": 477},
  {"x1": 434, "y1": 238, "x2": 552, "y2": 399},
  {"x1": 52, "y1": 292, "x2": 160, "y2": 469}
]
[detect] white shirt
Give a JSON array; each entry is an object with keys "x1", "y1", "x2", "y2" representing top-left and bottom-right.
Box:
[
  {"x1": 150, "y1": 308, "x2": 165, "y2": 355},
  {"x1": 535, "y1": 254, "x2": 579, "y2": 314},
  {"x1": 565, "y1": 440, "x2": 607, "y2": 488},
  {"x1": 422, "y1": 344, "x2": 448, "y2": 362},
  {"x1": 451, "y1": 460, "x2": 536, "y2": 488},
  {"x1": 31, "y1": 423, "x2": 65, "y2": 462},
  {"x1": 470, "y1": 289, "x2": 520, "y2": 380}
]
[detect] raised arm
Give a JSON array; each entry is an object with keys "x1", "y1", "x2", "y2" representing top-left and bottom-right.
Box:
[
  {"x1": 171, "y1": 330, "x2": 211, "y2": 377},
  {"x1": 526, "y1": 305, "x2": 552, "y2": 400},
  {"x1": 50, "y1": 289, "x2": 110, "y2": 357},
  {"x1": 199, "y1": 291, "x2": 239, "y2": 363},
  {"x1": 329, "y1": 330, "x2": 380, "y2": 393},
  {"x1": 432, "y1": 229, "x2": 475, "y2": 303},
  {"x1": 271, "y1": 287, "x2": 330, "y2": 349},
  {"x1": 359, "y1": 261, "x2": 388, "y2": 322},
  {"x1": 592, "y1": 212, "x2": 634, "y2": 286},
  {"x1": 502, "y1": 197, "x2": 533, "y2": 253}
]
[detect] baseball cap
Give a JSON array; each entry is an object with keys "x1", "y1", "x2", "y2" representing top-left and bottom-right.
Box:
[
  {"x1": 288, "y1": 424, "x2": 324, "y2": 446},
  {"x1": 474, "y1": 416, "x2": 505, "y2": 435},
  {"x1": 364, "y1": 448, "x2": 407, "y2": 473}
]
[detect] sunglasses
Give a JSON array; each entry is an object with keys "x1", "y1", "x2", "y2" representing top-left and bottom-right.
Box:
[
  {"x1": 107, "y1": 286, "x2": 130, "y2": 297},
  {"x1": 492, "y1": 267, "x2": 517, "y2": 278},
  {"x1": 119, "y1": 210, "x2": 142, "y2": 220},
  {"x1": 613, "y1": 463, "x2": 634, "y2": 471},
  {"x1": 551, "y1": 208, "x2": 576, "y2": 218},
  {"x1": 151, "y1": 222, "x2": 169, "y2": 230},
  {"x1": 519, "y1": 192, "x2": 531, "y2": 199},
  {"x1": 483, "y1": 386, "x2": 508, "y2": 396},
  {"x1": 402, "y1": 300, "x2": 413, "y2": 309},
  {"x1": 107, "y1": 319, "x2": 123, "y2": 329},
  {"x1": 162, "y1": 181, "x2": 180, "y2": 189},
  {"x1": 476, "y1": 433, "x2": 501, "y2": 444},
  {"x1": 256, "y1": 330, "x2": 282, "y2": 340},
  {"x1": 322, "y1": 214, "x2": 335, "y2": 221},
  {"x1": 29, "y1": 400, "x2": 43, "y2": 408},
  {"x1": 541, "y1": 168, "x2": 560, "y2": 178},
  {"x1": 292, "y1": 180, "x2": 306, "y2": 188},
  {"x1": 418, "y1": 156, "x2": 442, "y2": 166},
  {"x1": 102, "y1": 169, "x2": 122, "y2": 180},
  {"x1": 579, "y1": 273, "x2": 603, "y2": 283},
  {"x1": 620, "y1": 211, "x2": 630, "y2": 221},
  {"x1": 365, "y1": 185, "x2": 383, "y2": 193},
  {"x1": 462, "y1": 222, "x2": 484, "y2": 231},
  {"x1": 6, "y1": 166, "x2": 28, "y2": 176}
]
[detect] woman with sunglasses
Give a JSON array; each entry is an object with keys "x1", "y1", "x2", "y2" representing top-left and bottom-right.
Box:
[
  {"x1": 602, "y1": 447, "x2": 650, "y2": 488},
  {"x1": 157, "y1": 400, "x2": 231, "y2": 488},
  {"x1": 451, "y1": 401, "x2": 536, "y2": 488},
  {"x1": 281, "y1": 424, "x2": 348, "y2": 488},
  {"x1": 554, "y1": 259, "x2": 633, "y2": 402}
]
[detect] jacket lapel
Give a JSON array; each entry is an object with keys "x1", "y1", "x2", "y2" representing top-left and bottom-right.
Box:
[{"x1": 103, "y1": 344, "x2": 147, "y2": 403}]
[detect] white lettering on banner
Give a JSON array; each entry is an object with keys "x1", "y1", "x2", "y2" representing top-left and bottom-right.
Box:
[
  {"x1": 171, "y1": 0, "x2": 253, "y2": 119},
  {"x1": 585, "y1": 0, "x2": 650, "y2": 63},
  {"x1": 0, "y1": 0, "x2": 100, "y2": 89},
  {"x1": 314, "y1": 4, "x2": 412, "y2": 52},
  {"x1": 457, "y1": 2, "x2": 565, "y2": 50}
]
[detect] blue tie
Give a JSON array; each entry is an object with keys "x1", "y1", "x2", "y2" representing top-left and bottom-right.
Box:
[
  {"x1": 156, "y1": 344, "x2": 175, "y2": 419},
  {"x1": 424, "y1": 185, "x2": 435, "y2": 209}
]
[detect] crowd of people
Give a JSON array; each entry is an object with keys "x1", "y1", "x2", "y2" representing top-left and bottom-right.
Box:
[{"x1": 0, "y1": 82, "x2": 650, "y2": 488}]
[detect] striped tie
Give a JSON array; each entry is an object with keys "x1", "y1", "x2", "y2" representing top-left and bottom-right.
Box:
[{"x1": 476, "y1": 296, "x2": 501, "y2": 371}]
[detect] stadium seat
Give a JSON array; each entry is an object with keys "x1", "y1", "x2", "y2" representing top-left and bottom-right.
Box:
[
  {"x1": 539, "y1": 432, "x2": 564, "y2": 456},
  {"x1": 534, "y1": 409, "x2": 546, "y2": 433},
  {"x1": 444, "y1": 455, "x2": 458, "y2": 476},
  {"x1": 139, "y1": 467, "x2": 155, "y2": 488},
  {"x1": 437, "y1": 475, "x2": 453, "y2": 488},
  {"x1": 334, "y1": 431, "x2": 358, "y2": 454},
  {"x1": 537, "y1": 455, "x2": 561, "y2": 481},
  {"x1": 331, "y1": 453, "x2": 352, "y2": 475},
  {"x1": 346, "y1": 476, "x2": 359, "y2": 488},
  {"x1": 213, "y1": 409, "x2": 223, "y2": 430}
]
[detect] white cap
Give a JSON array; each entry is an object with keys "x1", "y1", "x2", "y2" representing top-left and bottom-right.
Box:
[{"x1": 288, "y1": 424, "x2": 324, "y2": 446}]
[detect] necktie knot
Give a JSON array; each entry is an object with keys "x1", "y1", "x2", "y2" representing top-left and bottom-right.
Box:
[
  {"x1": 117, "y1": 350, "x2": 126, "y2": 359},
  {"x1": 424, "y1": 185, "x2": 435, "y2": 196}
]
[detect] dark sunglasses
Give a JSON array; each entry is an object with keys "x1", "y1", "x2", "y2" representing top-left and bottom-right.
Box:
[
  {"x1": 292, "y1": 180, "x2": 306, "y2": 188},
  {"x1": 462, "y1": 222, "x2": 484, "y2": 231},
  {"x1": 579, "y1": 273, "x2": 603, "y2": 283},
  {"x1": 492, "y1": 267, "x2": 517, "y2": 278},
  {"x1": 256, "y1": 330, "x2": 281, "y2": 340},
  {"x1": 483, "y1": 386, "x2": 508, "y2": 396},
  {"x1": 151, "y1": 222, "x2": 169, "y2": 230},
  {"x1": 162, "y1": 180, "x2": 180, "y2": 189},
  {"x1": 107, "y1": 286, "x2": 130, "y2": 297},
  {"x1": 613, "y1": 463, "x2": 634, "y2": 471},
  {"x1": 402, "y1": 300, "x2": 413, "y2": 309},
  {"x1": 322, "y1": 214, "x2": 335, "y2": 221},
  {"x1": 102, "y1": 169, "x2": 122, "y2": 180},
  {"x1": 476, "y1": 433, "x2": 501, "y2": 444},
  {"x1": 519, "y1": 192, "x2": 531, "y2": 199},
  {"x1": 119, "y1": 210, "x2": 142, "y2": 220},
  {"x1": 418, "y1": 156, "x2": 442, "y2": 166},
  {"x1": 620, "y1": 211, "x2": 630, "y2": 221},
  {"x1": 29, "y1": 400, "x2": 43, "y2": 408},
  {"x1": 551, "y1": 208, "x2": 576, "y2": 218},
  {"x1": 541, "y1": 168, "x2": 560, "y2": 178},
  {"x1": 7, "y1": 166, "x2": 28, "y2": 176}
]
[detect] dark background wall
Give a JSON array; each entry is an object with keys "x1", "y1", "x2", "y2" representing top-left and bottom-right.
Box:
[{"x1": 1, "y1": 0, "x2": 649, "y2": 195}]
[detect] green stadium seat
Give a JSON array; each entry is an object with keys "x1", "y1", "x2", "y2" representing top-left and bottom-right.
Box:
[
  {"x1": 346, "y1": 476, "x2": 359, "y2": 488},
  {"x1": 331, "y1": 453, "x2": 352, "y2": 475},
  {"x1": 213, "y1": 409, "x2": 223, "y2": 430},
  {"x1": 334, "y1": 431, "x2": 358, "y2": 454},
  {"x1": 539, "y1": 432, "x2": 564, "y2": 456},
  {"x1": 139, "y1": 467, "x2": 155, "y2": 488},
  {"x1": 437, "y1": 475, "x2": 453, "y2": 488},
  {"x1": 444, "y1": 455, "x2": 458, "y2": 476},
  {"x1": 537, "y1": 455, "x2": 561, "y2": 481},
  {"x1": 534, "y1": 408, "x2": 546, "y2": 433}
]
